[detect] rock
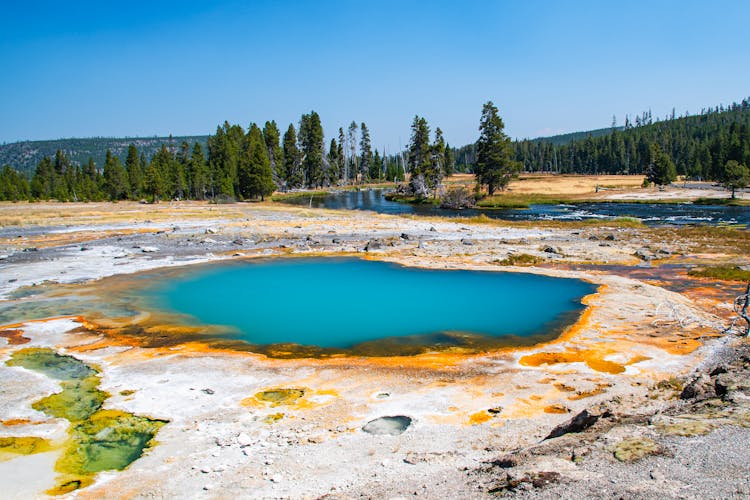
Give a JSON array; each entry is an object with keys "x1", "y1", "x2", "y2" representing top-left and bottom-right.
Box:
[
  {"x1": 23, "y1": 247, "x2": 38, "y2": 252},
  {"x1": 461, "y1": 238, "x2": 475, "y2": 246},
  {"x1": 680, "y1": 373, "x2": 716, "y2": 401},
  {"x1": 634, "y1": 249, "x2": 653, "y2": 261},
  {"x1": 656, "y1": 248, "x2": 672, "y2": 255},
  {"x1": 613, "y1": 437, "x2": 661, "y2": 462},
  {"x1": 202, "y1": 388, "x2": 215, "y2": 395},
  {"x1": 332, "y1": 238, "x2": 342, "y2": 244},
  {"x1": 650, "y1": 470, "x2": 666, "y2": 481},
  {"x1": 237, "y1": 432, "x2": 253, "y2": 447},
  {"x1": 201, "y1": 238, "x2": 217, "y2": 244},
  {"x1": 80, "y1": 246, "x2": 91, "y2": 251},
  {"x1": 205, "y1": 228, "x2": 217, "y2": 234},
  {"x1": 651, "y1": 414, "x2": 712, "y2": 436},
  {"x1": 270, "y1": 474, "x2": 282, "y2": 483},
  {"x1": 588, "y1": 235, "x2": 599, "y2": 241},
  {"x1": 140, "y1": 246, "x2": 158, "y2": 253},
  {"x1": 543, "y1": 246, "x2": 560, "y2": 254},
  {"x1": 365, "y1": 240, "x2": 383, "y2": 252},
  {"x1": 429, "y1": 226, "x2": 437, "y2": 232},
  {"x1": 571, "y1": 447, "x2": 590, "y2": 462},
  {"x1": 605, "y1": 234, "x2": 616, "y2": 241},
  {"x1": 545, "y1": 405, "x2": 610, "y2": 439},
  {"x1": 715, "y1": 372, "x2": 750, "y2": 396},
  {"x1": 232, "y1": 238, "x2": 245, "y2": 245},
  {"x1": 400, "y1": 233, "x2": 412, "y2": 240}
]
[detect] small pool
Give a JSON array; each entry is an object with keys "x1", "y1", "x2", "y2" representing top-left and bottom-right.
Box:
[{"x1": 141, "y1": 258, "x2": 595, "y2": 356}]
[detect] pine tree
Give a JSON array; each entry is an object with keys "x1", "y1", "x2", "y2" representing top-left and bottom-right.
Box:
[
  {"x1": 475, "y1": 102, "x2": 520, "y2": 195},
  {"x1": 336, "y1": 130, "x2": 345, "y2": 184},
  {"x1": 238, "y1": 124, "x2": 275, "y2": 200},
  {"x1": 370, "y1": 150, "x2": 382, "y2": 181},
  {"x1": 189, "y1": 142, "x2": 209, "y2": 199},
  {"x1": 263, "y1": 121, "x2": 284, "y2": 185},
  {"x1": 407, "y1": 115, "x2": 431, "y2": 196},
  {"x1": 282, "y1": 123, "x2": 303, "y2": 189},
  {"x1": 299, "y1": 111, "x2": 324, "y2": 188},
  {"x1": 144, "y1": 162, "x2": 165, "y2": 202},
  {"x1": 347, "y1": 121, "x2": 358, "y2": 183},
  {"x1": 207, "y1": 122, "x2": 243, "y2": 198},
  {"x1": 443, "y1": 143, "x2": 455, "y2": 177},
  {"x1": 327, "y1": 138, "x2": 340, "y2": 185},
  {"x1": 125, "y1": 143, "x2": 143, "y2": 199},
  {"x1": 646, "y1": 144, "x2": 677, "y2": 187},
  {"x1": 359, "y1": 122, "x2": 372, "y2": 182},
  {"x1": 52, "y1": 150, "x2": 71, "y2": 200},
  {"x1": 103, "y1": 150, "x2": 129, "y2": 200},
  {"x1": 425, "y1": 128, "x2": 445, "y2": 195},
  {"x1": 722, "y1": 160, "x2": 749, "y2": 198}
]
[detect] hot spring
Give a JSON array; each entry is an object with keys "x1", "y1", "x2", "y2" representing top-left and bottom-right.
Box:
[{"x1": 136, "y1": 258, "x2": 596, "y2": 356}]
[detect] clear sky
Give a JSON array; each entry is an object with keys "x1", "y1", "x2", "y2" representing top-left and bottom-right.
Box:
[{"x1": 2, "y1": 0, "x2": 749, "y2": 150}]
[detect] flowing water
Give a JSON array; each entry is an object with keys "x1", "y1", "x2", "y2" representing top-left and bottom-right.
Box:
[
  {"x1": 142, "y1": 257, "x2": 595, "y2": 353},
  {"x1": 281, "y1": 189, "x2": 750, "y2": 226}
]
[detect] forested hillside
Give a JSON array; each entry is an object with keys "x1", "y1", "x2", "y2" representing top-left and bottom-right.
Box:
[
  {"x1": 454, "y1": 98, "x2": 750, "y2": 179},
  {"x1": 0, "y1": 114, "x2": 415, "y2": 202},
  {"x1": 0, "y1": 136, "x2": 208, "y2": 176}
]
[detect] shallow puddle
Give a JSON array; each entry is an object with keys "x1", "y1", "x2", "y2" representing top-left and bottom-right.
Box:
[{"x1": 362, "y1": 416, "x2": 412, "y2": 436}]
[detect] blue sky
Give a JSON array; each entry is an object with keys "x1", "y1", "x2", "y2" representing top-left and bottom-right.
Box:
[{"x1": 1, "y1": 0, "x2": 749, "y2": 150}]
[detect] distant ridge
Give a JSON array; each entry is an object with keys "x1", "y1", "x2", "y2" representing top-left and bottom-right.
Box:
[
  {"x1": 0, "y1": 126, "x2": 605, "y2": 176},
  {"x1": 0, "y1": 135, "x2": 209, "y2": 176},
  {"x1": 527, "y1": 126, "x2": 623, "y2": 146}
]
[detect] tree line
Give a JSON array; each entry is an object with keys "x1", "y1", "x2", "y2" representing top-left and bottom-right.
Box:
[
  {"x1": 455, "y1": 98, "x2": 750, "y2": 185},
  {"x1": 0, "y1": 113, "x2": 411, "y2": 202}
]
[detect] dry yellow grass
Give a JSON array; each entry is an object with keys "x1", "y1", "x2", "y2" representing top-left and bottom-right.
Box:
[
  {"x1": 508, "y1": 174, "x2": 645, "y2": 195},
  {"x1": 443, "y1": 173, "x2": 645, "y2": 196}
]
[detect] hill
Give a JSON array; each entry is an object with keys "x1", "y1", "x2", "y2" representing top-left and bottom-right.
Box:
[
  {"x1": 0, "y1": 135, "x2": 208, "y2": 176},
  {"x1": 527, "y1": 126, "x2": 622, "y2": 146}
]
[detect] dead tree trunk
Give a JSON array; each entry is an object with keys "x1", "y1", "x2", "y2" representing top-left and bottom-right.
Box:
[{"x1": 739, "y1": 283, "x2": 750, "y2": 336}]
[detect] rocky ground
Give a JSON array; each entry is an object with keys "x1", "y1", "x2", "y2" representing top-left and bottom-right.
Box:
[{"x1": 0, "y1": 201, "x2": 748, "y2": 499}]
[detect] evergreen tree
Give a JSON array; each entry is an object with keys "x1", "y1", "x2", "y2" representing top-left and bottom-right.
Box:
[
  {"x1": 150, "y1": 145, "x2": 175, "y2": 198},
  {"x1": 144, "y1": 161, "x2": 166, "y2": 202},
  {"x1": 282, "y1": 123, "x2": 303, "y2": 189},
  {"x1": 646, "y1": 144, "x2": 677, "y2": 187},
  {"x1": 722, "y1": 160, "x2": 749, "y2": 198},
  {"x1": 347, "y1": 121, "x2": 358, "y2": 183},
  {"x1": 52, "y1": 150, "x2": 71, "y2": 200},
  {"x1": 359, "y1": 122, "x2": 372, "y2": 182},
  {"x1": 189, "y1": 142, "x2": 209, "y2": 199},
  {"x1": 338, "y1": 127, "x2": 347, "y2": 184},
  {"x1": 407, "y1": 115, "x2": 431, "y2": 196},
  {"x1": 238, "y1": 124, "x2": 276, "y2": 200},
  {"x1": 298, "y1": 111, "x2": 324, "y2": 187},
  {"x1": 425, "y1": 128, "x2": 445, "y2": 195},
  {"x1": 103, "y1": 150, "x2": 129, "y2": 200},
  {"x1": 125, "y1": 143, "x2": 143, "y2": 199},
  {"x1": 263, "y1": 120, "x2": 283, "y2": 185},
  {"x1": 327, "y1": 138, "x2": 340, "y2": 185},
  {"x1": 475, "y1": 101, "x2": 520, "y2": 195},
  {"x1": 171, "y1": 141, "x2": 189, "y2": 199},
  {"x1": 0, "y1": 166, "x2": 30, "y2": 201},
  {"x1": 370, "y1": 150, "x2": 382, "y2": 181},
  {"x1": 443, "y1": 143, "x2": 455, "y2": 177},
  {"x1": 207, "y1": 122, "x2": 243, "y2": 198}
]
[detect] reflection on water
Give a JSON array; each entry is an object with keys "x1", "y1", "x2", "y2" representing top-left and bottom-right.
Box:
[{"x1": 281, "y1": 189, "x2": 750, "y2": 226}]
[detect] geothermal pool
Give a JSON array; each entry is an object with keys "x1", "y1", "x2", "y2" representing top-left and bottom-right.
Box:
[{"x1": 142, "y1": 258, "x2": 595, "y2": 353}]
